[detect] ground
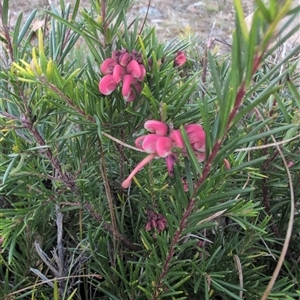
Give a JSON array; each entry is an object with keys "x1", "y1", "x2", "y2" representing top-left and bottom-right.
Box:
[{"x1": 7, "y1": 0, "x2": 254, "y2": 43}]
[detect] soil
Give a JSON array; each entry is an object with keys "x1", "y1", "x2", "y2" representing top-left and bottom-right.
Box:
[{"x1": 6, "y1": 0, "x2": 254, "y2": 44}]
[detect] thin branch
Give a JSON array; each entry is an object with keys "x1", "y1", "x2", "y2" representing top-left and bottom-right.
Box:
[
  {"x1": 233, "y1": 254, "x2": 244, "y2": 299},
  {"x1": 151, "y1": 198, "x2": 196, "y2": 300},
  {"x1": 257, "y1": 109, "x2": 294, "y2": 300},
  {"x1": 55, "y1": 205, "x2": 64, "y2": 276},
  {"x1": 101, "y1": 0, "x2": 107, "y2": 31},
  {"x1": 234, "y1": 132, "x2": 300, "y2": 151},
  {"x1": 0, "y1": 1, "x2": 14, "y2": 62},
  {"x1": 98, "y1": 137, "x2": 119, "y2": 262},
  {"x1": 7, "y1": 274, "x2": 103, "y2": 298},
  {"x1": 34, "y1": 242, "x2": 60, "y2": 277},
  {"x1": 139, "y1": 0, "x2": 151, "y2": 35}
]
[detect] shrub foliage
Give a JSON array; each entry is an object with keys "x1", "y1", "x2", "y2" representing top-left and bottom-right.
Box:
[{"x1": 0, "y1": 0, "x2": 300, "y2": 299}]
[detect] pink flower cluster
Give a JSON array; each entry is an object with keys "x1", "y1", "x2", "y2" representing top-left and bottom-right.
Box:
[
  {"x1": 122, "y1": 120, "x2": 206, "y2": 188},
  {"x1": 145, "y1": 210, "x2": 167, "y2": 234},
  {"x1": 99, "y1": 49, "x2": 146, "y2": 102}
]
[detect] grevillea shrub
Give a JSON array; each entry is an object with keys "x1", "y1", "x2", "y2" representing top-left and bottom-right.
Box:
[{"x1": 0, "y1": 0, "x2": 300, "y2": 299}]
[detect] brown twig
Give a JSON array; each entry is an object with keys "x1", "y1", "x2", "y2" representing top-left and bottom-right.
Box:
[
  {"x1": 139, "y1": 0, "x2": 151, "y2": 35},
  {"x1": 151, "y1": 198, "x2": 196, "y2": 300},
  {"x1": 98, "y1": 137, "x2": 119, "y2": 263},
  {"x1": 101, "y1": 0, "x2": 107, "y2": 32},
  {"x1": 0, "y1": 1, "x2": 14, "y2": 62}
]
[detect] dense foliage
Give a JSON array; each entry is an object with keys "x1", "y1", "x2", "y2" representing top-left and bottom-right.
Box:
[{"x1": 0, "y1": 0, "x2": 300, "y2": 299}]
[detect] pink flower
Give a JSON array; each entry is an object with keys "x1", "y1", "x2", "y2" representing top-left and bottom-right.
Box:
[
  {"x1": 113, "y1": 64, "x2": 126, "y2": 83},
  {"x1": 122, "y1": 121, "x2": 206, "y2": 188},
  {"x1": 119, "y1": 52, "x2": 132, "y2": 67},
  {"x1": 122, "y1": 74, "x2": 137, "y2": 101},
  {"x1": 182, "y1": 124, "x2": 206, "y2": 162},
  {"x1": 122, "y1": 131, "x2": 173, "y2": 188},
  {"x1": 122, "y1": 75, "x2": 142, "y2": 102},
  {"x1": 99, "y1": 74, "x2": 118, "y2": 95},
  {"x1": 155, "y1": 136, "x2": 173, "y2": 157},
  {"x1": 174, "y1": 51, "x2": 186, "y2": 67},
  {"x1": 137, "y1": 64, "x2": 146, "y2": 81},
  {"x1": 144, "y1": 120, "x2": 168, "y2": 136},
  {"x1": 126, "y1": 60, "x2": 142, "y2": 79},
  {"x1": 141, "y1": 134, "x2": 161, "y2": 153},
  {"x1": 137, "y1": 134, "x2": 173, "y2": 157},
  {"x1": 169, "y1": 129, "x2": 185, "y2": 149},
  {"x1": 170, "y1": 125, "x2": 206, "y2": 161},
  {"x1": 99, "y1": 49, "x2": 145, "y2": 102},
  {"x1": 100, "y1": 58, "x2": 118, "y2": 74},
  {"x1": 165, "y1": 154, "x2": 177, "y2": 176}
]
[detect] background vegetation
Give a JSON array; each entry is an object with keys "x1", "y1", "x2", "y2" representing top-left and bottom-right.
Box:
[{"x1": 0, "y1": 0, "x2": 300, "y2": 299}]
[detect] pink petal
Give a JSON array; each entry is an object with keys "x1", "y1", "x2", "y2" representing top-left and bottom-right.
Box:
[
  {"x1": 223, "y1": 158, "x2": 231, "y2": 170},
  {"x1": 137, "y1": 64, "x2": 146, "y2": 81},
  {"x1": 185, "y1": 124, "x2": 205, "y2": 147},
  {"x1": 188, "y1": 132, "x2": 205, "y2": 147},
  {"x1": 122, "y1": 153, "x2": 156, "y2": 188},
  {"x1": 155, "y1": 136, "x2": 173, "y2": 157},
  {"x1": 144, "y1": 120, "x2": 168, "y2": 136},
  {"x1": 119, "y1": 52, "x2": 132, "y2": 67},
  {"x1": 122, "y1": 74, "x2": 137, "y2": 99},
  {"x1": 193, "y1": 142, "x2": 205, "y2": 152},
  {"x1": 135, "y1": 135, "x2": 147, "y2": 150},
  {"x1": 111, "y1": 50, "x2": 121, "y2": 61},
  {"x1": 126, "y1": 59, "x2": 141, "y2": 79},
  {"x1": 100, "y1": 58, "x2": 118, "y2": 75},
  {"x1": 194, "y1": 152, "x2": 206, "y2": 162},
  {"x1": 124, "y1": 82, "x2": 142, "y2": 102},
  {"x1": 184, "y1": 124, "x2": 204, "y2": 134},
  {"x1": 113, "y1": 64, "x2": 126, "y2": 83},
  {"x1": 169, "y1": 129, "x2": 185, "y2": 149},
  {"x1": 165, "y1": 154, "x2": 177, "y2": 176},
  {"x1": 142, "y1": 134, "x2": 160, "y2": 153},
  {"x1": 99, "y1": 74, "x2": 118, "y2": 95}
]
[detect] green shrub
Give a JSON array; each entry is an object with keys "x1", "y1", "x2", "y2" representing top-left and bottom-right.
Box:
[{"x1": 0, "y1": 0, "x2": 300, "y2": 299}]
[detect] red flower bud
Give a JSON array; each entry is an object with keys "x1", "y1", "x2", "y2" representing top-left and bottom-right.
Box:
[
  {"x1": 156, "y1": 220, "x2": 165, "y2": 231},
  {"x1": 174, "y1": 51, "x2": 186, "y2": 67},
  {"x1": 223, "y1": 158, "x2": 231, "y2": 170},
  {"x1": 151, "y1": 219, "x2": 157, "y2": 228},
  {"x1": 145, "y1": 222, "x2": 152, "y2": 231}
]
